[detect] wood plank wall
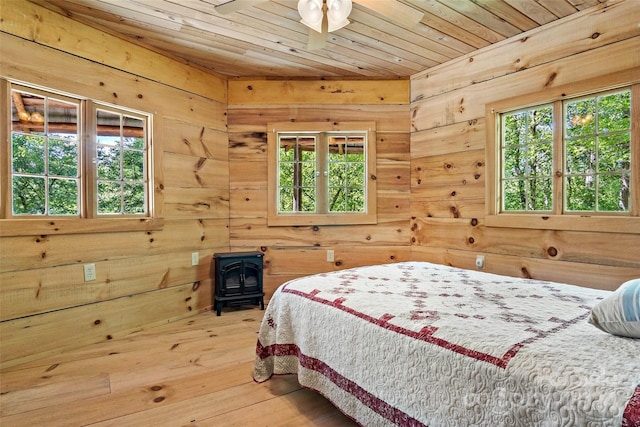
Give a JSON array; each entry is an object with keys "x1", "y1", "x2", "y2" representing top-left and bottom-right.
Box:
[
  {"x1": 409, "y1": 0, "x2": 640, "y2": 290},
  {"x1": 227, "y1": 80, "x2": 412, "y2": 296},
  {"x1": 0, "y1": 1, "x2": 229, "y2": 368},
  {"x1": 2, "y1": 0, "x2": 639, "y2": 370}
]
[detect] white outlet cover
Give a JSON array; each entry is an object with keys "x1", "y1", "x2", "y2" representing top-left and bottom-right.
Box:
[
  {"x1": 84, "y1": 263, "x2": 96, "y2": 281},
  {"x1": 192, "y1": 252, "x2": 199, "y2": 266},
  {"x1": 326, "y1": 250, "x2": 335, "y2": 262}
]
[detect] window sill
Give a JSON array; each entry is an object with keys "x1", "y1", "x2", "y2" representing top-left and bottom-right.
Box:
[
  {"x1": 0, "y1": 217, "x2": 164, "y2": 237},
  {"x1": 485, "y1": 214, "x2": 640, "y2": 234}
]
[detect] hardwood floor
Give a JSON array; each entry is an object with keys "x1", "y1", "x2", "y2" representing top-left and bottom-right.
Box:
[{"x1": 0, "y1": 307, "x2": 359, "y2": 426}]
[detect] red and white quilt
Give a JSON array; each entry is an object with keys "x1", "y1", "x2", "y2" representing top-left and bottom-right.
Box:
[{"x1": 254, "y1": 262, "x2": 640, "y2": 426}]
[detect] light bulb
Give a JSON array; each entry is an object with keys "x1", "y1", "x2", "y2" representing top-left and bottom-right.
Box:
[
  {"x1": 327, "y1": 0, "x2": 351, "y2": 32},
  {"x1": 298, "y1": 0, "x2": 324, "y2": 33}
]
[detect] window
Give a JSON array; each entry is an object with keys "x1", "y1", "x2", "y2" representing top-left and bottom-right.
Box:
[
  {"x1": 267, "y1": 122, "x2": 376, "y2": 226},
  {"x1": 1, "y1": 80, "x2": 158, "y2": 235},
  {"x1": 564, "y1": 91, "x2": 631, "y2": 212},
  {"x1": 94, "y1": 107, "x2": 148, "y2": 215},
  {"x1": 9, "y1": 88, "x2": 82, "y2": 216},
  {"x1": 487, "y1": 82, "x2": 639, "y2": 233}
]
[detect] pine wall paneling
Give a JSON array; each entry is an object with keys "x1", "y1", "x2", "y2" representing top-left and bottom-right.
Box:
[
  {"x1": 2, "y1": 0, "x2": 640, "y2": 369},
  {"x1": 0, "y1": 2, "x2": 228, "y2": 368},
  {"x1": 409, "y1": 0, "x2": 640, "y2": 291},
  {"x1": 227, "y1": 83, "x2": 412, "y2": 297}
]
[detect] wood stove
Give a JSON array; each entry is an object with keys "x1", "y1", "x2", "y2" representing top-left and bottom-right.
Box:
[{"x1": 213, "y1": 251, "x2": 264, "y2": 316}]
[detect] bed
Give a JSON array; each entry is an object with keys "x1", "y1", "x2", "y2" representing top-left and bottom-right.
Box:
[{"x1": 253, "y1": 261, "x2": 640, "y2": 426}]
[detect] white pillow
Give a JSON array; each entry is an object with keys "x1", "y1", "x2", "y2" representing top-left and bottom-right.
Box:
[{"x1": 588, "y1": 278, "x2": 640, "y2": 338}]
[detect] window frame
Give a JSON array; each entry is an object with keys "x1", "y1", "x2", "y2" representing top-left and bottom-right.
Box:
[
  {"x1": 486, "y1": 77, "x2": 640, "y2": 234},
  {"x1": 267, "y1": 121, "x2": 377, "y2": 226},
  {"x1": 1, "y1": 79, "x2": 162, "y2": 236}
]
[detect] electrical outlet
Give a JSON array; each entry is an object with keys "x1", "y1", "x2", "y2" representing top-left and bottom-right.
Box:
[
  {"x1": 84, "y1": 263, "x2": 97, "y2": 282},
  {"x1": 326, "y1": 250, "x2": 335, "y2": 262},
  {"x1": 191, "y1": 252, "x2": 199, "y2": 266},
  {"x1": 475, "y1": 255, "x2": 485, "y2": 269}
]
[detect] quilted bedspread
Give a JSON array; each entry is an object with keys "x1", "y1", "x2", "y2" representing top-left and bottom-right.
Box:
[{"x1": 254, "y1": 262, "x2": 640, "y2": 426}]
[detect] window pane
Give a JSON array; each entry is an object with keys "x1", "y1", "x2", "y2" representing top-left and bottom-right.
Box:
[
  {"x1": 123, "y1": 116, "x2": 144, "y2": 149},
  {"x1": 598, "y1": 174, "x2": 630, "y2": 212},
  {"x1": 123, "y1": 149, "x2": 144, "y2": 181},
  {"x1": 49, "y1": 97, "x2": 78, "y2": 138},
  {"x1": 566, "y1": 138, "x2": 595, "y2": 174},
  {"x1": 11, "y1": 93, "x2": 46, "y2": 135},
  {"x1": 347, "y1": 163, "x2": 364, "y2": 187},
  {"x1": 12, "y1": 134, "x2": 45, "y2": 174},
  {"x1": 279, "y1": 138, "x2": 296, "y2": 161},
  {"x1": 566, "y1": 98, "x2": 596, "y2": 137},
  {"x1": 97, "y1": 110, "x2": 121, "y2": 141},
  {"x1": 12, "y1": 176, "x2": 45, "y2": 214},
  {"x1": 124, "y1": 183, "x2": 145, "y2": 213},
  {"x1": 598, "y1": 134, "x2": 630, "y2": 173},
  {"x1": 300, "y1": 137, "x2": 316, "y2": 161},
  {"x1": 98, "y1": 181, "x2": 122, "y2": 214},
  {"x1": 328, "y1": 187, "x2": 346, "y2": 212},
  {"x1": 49, "y1": 138, "x2": 79, "y2": 177},
  {"x1": 527, "y1": 177, "x2": 553, "y2": 210},
  {"x1": 279, "y1": 187, "x2": 294, "y2": 212},
  {"x1": 528, "y1": 142, "x2": 553, "y2": 176},
  {"x1": 346, "y1": 188, "x2": 365, "y2": 212},
  {"x1": 329, "y1": 162, "x2": 345, "y2": 183},
  {"x1": 49, "y1": 178, "x2": 78, "y2": 215},
  {"x1": 300, "y1": 187, "x2": 316, "y2": 212},
  {"x1": 566, "y1": 176, "x2": 596, "y2": 211},
  {"x1": 597, "y1": 90, "x2": 631, "y2": 133},
  {"x1": 97, "y1": 145, "x2": 121, "y2": 180},
  {"x1": 328, "y1": 141, "x2": 345, "y2": 162},
  {"x1": 503, "y1": 180, "x2": 526, "y2": 211},
  {"x1": 279, "y1": 163, "x2": 294, "y2": 187},
  {"x1": 301, "y1": 162, "x2": 315, "y2": 187},
  {"x1": 98, "y1": 135, "x2": 120, "y2": 147},
  {"x1": 502, "y1": 178, "x2": 552, "y2": 211},
  {"x1": 503, "y1": 145, "x2": 527, "y2": 179}
]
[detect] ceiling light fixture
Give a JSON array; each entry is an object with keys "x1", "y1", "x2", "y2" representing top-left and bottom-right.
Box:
[{"x1": 298, "y1": 0, "x2": 352, "y2": 34}]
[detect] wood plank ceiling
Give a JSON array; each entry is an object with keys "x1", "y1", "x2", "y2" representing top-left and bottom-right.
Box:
[{"x1": 30, "y1": 0, "x2": 603, "y2": 78}]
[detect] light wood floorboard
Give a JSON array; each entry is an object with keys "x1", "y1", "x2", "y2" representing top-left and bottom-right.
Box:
[{"x1": 0, "y1": 307, "x2": 359, "y2": 426}]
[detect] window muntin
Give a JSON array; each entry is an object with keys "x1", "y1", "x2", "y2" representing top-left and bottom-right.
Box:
[
  {"x1": 268, "y1": 122, "x2": 376, "y2": 226},
  {"x1": 498, "y1": 87, "x2": 633, "y2": 215},
  {"x1": 5, "y1": 82, "x2": 152, "y2": 220}
]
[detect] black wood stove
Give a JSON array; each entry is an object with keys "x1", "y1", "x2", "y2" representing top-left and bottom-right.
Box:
[{"x1": 213, "y1": 251, "x2": 264, "y2": 316}]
